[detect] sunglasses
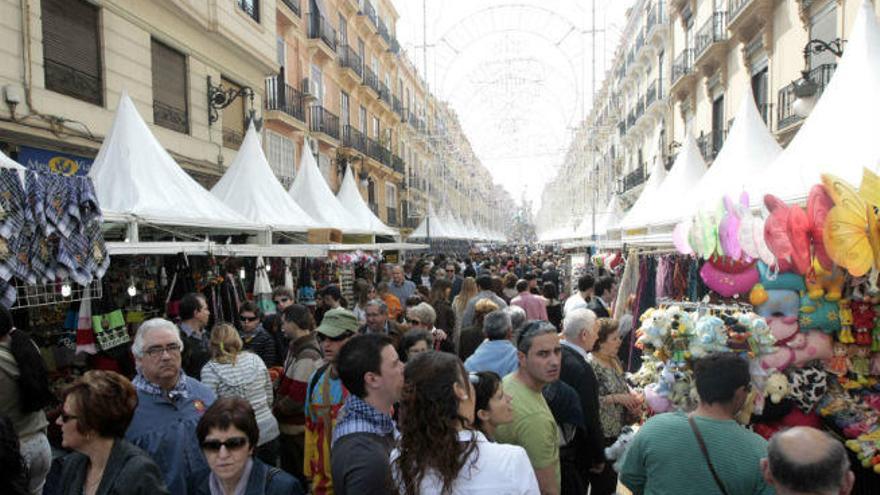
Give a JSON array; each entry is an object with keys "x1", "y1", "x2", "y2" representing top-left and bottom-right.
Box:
[
  {"x1": 201, "y1": 437, "x2": 249, "y2": 452},
  {"x1": 59, "y1": 411, "x2": 78, "y2": 423},
  {"x1": 240, "y1": 315, "x2": 259, "y2": 322},
  {"x1": 274, "y1": 297, "x2": 290, "y2": 305},
  {"x1": 317, "y1": 332, "x2": 353, "y2": 343}
]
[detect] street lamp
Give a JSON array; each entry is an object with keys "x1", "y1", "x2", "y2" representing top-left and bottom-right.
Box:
[{"x1": 791, "y1": 38, "x2": 845, "y2": 118}]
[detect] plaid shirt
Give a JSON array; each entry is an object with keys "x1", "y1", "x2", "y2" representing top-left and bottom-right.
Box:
[
  {"x1": 0, "y1": 168, "x2": 25, "y2": 239},
  {"x1": 331, "y1": 393, "x2": 397, "y2": 447}
]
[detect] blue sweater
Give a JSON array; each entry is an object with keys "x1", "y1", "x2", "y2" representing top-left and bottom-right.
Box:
[
  {"x1": 464, "y1": 339, "x2": 519, "y2": 377},
  {"x1": 125, "y1": 377, "x2": 216, "y2": 495}
]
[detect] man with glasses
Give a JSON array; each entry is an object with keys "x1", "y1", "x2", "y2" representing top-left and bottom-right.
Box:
[
  {"x1": 359, "y1": 299, "x2": 404, "y2": 349},
  {"x1": 126, "y1": 318, "x2": 216, "y2": 495},
  {"x1": 388, "y1": 265, "x2": 417, "y2": 304},
  {"x1": 238, "y1": 301, "x2": 276, "y2": 367},
  {"x1": 495, "y1": 320, "x2": 563, "y2": 495},
  {"x1": 178, "y1": 292, "x2": 211, "y2": 380},
  {"x1": 304, "y1": 308, "x2": 358, "y2": 495}
]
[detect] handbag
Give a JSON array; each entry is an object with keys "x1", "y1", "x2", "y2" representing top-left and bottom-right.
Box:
[
  {"x1": 91, "y1": 309, "x2": 130, "y2": 351},
  {"x1": 688, "y1": 415, "x2": 730, "y2": 495}
]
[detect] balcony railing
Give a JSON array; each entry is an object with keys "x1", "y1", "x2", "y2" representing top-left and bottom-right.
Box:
[
  {"x1": 378, "y1": 18, "x2": 391, "y2": 45},
  {"x1": 635, "y1": 31, "x2": 645, "y2": 53},
  {"x1": 728, "y1": 0, "x2": 752, "y2": 24},
  {"x1": 342, "y1": 125, "x2": 366, "y2": 152},
  {"x1": 623, "y1": 167, "x2": 646, "y2": 192},
  {"x1": 391, "y1": 154, "x2": 405, "y2": 174},
  {"x1": 363, "y1": 0, "x2": 378, "y2": 29},
  {"x1": 363, "y1": 66, "x2": 380, "y2": 94},
  {"x1": 378, "y1": 82, "x2": 392, "y2": 106},
  {"x1": 308, "y1": 13, "x2": 337, "y2": 52},
  {"x1": 777, "y1": 63, "x2": 836, "y2": 130},
  {"x1": 392, "y1": 96, "x2": 404, "y2": 118},
  {"x1": 646, "y1": 79, "x2": 658, "y2": 106},
  {"x1": 697, "y1": 129, "x2": 726, "y2": 162},
  {"x1": 309, "y1": 106, "x2": 340, "y2": 140},
  {"x1": 265, "y1": 75, "x2": 305, "y2": 122},
  {"x1": 366, "y1": 137, "x2": 390, "y2": 165},
  {"x1": 407, "y1": 109, "x2": 419, "y2": 128},
  {"x1": 672, "y1": 49, "x2": 694, "y2": 85},
  {"x1": 44, "y1": 58, "x2": 103, "y2": 106},
  {"x1": 153, "y1": 100, "x2": 189, "y2": 134},
  {"x1": 646, "y1": 1, "x2": 666, "y2": 36},
  {"x1": 695, "y1": 12, "x2": 727, "y2": 60},
  {"x1": 389, "y1": 37, "x2": 400, "y2": 54},
  {"x1": 386, "y1": 207, "x2": 398, "y2": 226},
  {"x1": 280, "y1": 0, "x2": 301, "y2": 17},
  {"x1": 338, "y1": 45, "x2": 362, "y2": 78}
]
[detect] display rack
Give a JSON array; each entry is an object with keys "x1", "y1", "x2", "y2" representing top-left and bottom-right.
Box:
[{"x1": 12, "y1": 279, "x2": 103, "y2": 309}]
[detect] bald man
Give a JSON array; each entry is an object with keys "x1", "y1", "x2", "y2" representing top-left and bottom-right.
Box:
[{"x1": 762, "y1": 427, "x2": 855, "y2": 495}]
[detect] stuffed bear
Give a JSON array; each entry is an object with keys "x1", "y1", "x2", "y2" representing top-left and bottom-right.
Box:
[{"x1": 765, "y1": 373, "x2": 789, "y2": 404}]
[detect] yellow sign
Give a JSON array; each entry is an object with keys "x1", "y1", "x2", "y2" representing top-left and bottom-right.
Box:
[{"x1": 48, "y1": 156, "x2": 79, "y2": 176}]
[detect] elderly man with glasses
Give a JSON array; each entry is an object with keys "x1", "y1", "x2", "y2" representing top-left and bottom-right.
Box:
[
  {"x1": 125, "y1": 318, "x2": 216, "y2": 495},
  {"x1": 359, "y1": 299, "x2": 404, "y2": 349}
]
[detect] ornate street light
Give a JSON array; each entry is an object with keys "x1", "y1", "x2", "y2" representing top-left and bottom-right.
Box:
[
  {"x1": 791, "y1": 38, "x2": 845, "y2": 118},
  {"x1": 207, "y1": 76, "x2": 262, "y2": 131}
]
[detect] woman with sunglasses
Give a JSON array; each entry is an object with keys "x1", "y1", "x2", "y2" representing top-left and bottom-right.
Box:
[
  {"x1": 194, "y1": 398, "x2": 303, "y2": 495},
  {"x1": 391, "y1": 352, "x2": 538, "y2": 495},
  {"x1": 48, "y1": 370, "x2": 168, "y2": 495},
  {"x1": 470, "y1": 371, "x2": 514, "y2": 442},
  {"x1": 201, "y1": 324, "x2": 280, "y2": 466}
]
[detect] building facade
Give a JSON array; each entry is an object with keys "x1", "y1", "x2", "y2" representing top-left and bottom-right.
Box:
[
  {"x1": 540, "y1": 0, "x2": 879, "y2": 237},
  {"x1": 0, "y1": 0, "x2": 502, "y2": 235}
]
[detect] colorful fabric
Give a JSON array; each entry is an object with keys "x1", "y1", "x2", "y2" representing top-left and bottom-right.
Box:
[
  {"x1": 304, "y1": 367, "x2": 348, "y2": 495},
  {"x1": 588, "y1": 355, "x2": 632, "y2": 439},
  {"x1": 0, "y1": 168, "x2": 25, "y2": 239},
  {"x1": 25, "y1": 170, "x2": 47, "y2": 235}
]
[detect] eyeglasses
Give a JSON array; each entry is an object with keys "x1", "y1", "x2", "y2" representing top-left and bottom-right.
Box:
[
  {"x1": 406, "y1": 318, "x2": 422, "y2": 325},
  {"x1": 274, "y1": 297, "x2": 290, "y2": 305},
  {"x1": 59, "y1": 411, "x2": 78, "y2": 423},
  {"x1": 317, "y1": 331, "x2": 353, "y2": 343},
  {"x1": 201, "y1": 437, "x2": 249, "y2": 452},
  {"x1": 143, "y1": 343, "x2": 182, "y2": 357},
  {"x1": 240, "y1": 315, "x2": 259, "y2": 322}
]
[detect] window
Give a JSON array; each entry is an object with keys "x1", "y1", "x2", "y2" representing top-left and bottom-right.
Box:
[
  {"x1": 151, "y1": 39, "x2": 189, "y2": 134},
  {"x1": 751, "y1": 68, "x2": 769, "y2": 123},
  {"x1": 310, "y1": 64, "x2": 324, "y2": 105},
  {"x1": 372, "y1": 116, "x2": 380, "y2": 138},
  {"x1": 338, "y1": 14, "x2": 348, "y2": 45},
  {"x1": 340, "y1": 92, "x2": 350, "y2": 127},
  {"x1": 386, "y1": 183, "x2": 397, "y2": 207},
  {"x1": 277, "y1": 36, "x2": 286, "y2": 68},
  {"x1": 221, "y1": 77, "x2": 245, "y2": 150},
  {"x1": 41, "y1": 0, "x2": 103, "y2": 105},
  {"x1": 238, "y1": 0, "x2": 259, "y2": 22},
  {"x1": 711, "y1": 95, "x2": 725, "y2": 155},
  {"x1": 810, "y1": 3, "x2": 838, "y2": 69},
  {"x1": 359, "y1": 106, "x2": 367, "y2": 134},
  {"x1": 358, "y1": 38, "x2": 366, "y2": 70},
  {"x1": 265, "y1": 131, "x2": 296, "y2": 187}
]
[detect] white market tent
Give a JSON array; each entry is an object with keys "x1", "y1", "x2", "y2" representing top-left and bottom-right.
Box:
[
  {"x1": 748, "y1": 0, "x2": 880, "y2": 203},
  {"x1": 685, "y1": 93, "x2": 782, "y2": 217},
  {"x1": 637, "y1": 131, "x2": 707, "y2": 229},
  {"x1": 576, "y1": 195, "x2": 624, "y2": 240},
  {"x1": 410, "y1": 208, "x2": 452, "y2": 239},
  {"x1": 617, "y1": 153, "x2": 668, "y2": 232},
  {"x1": 0, "y1": 149, "x2": 27, "y2": 185},
  {"x1": 288, "y1": 140, "x2": 369, "y2": 233},
  {"x1": 211, "y1": 124, "x2": 318, "y2": 232},
  {"x1": 336, "y1": 166, "x2": 397, "y2": 236},
  {"x1": 89, "y1": 92, "x2": 260, "y2": 230}
]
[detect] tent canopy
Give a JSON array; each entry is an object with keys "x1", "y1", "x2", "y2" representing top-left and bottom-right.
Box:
[
  {"x1": 577, "y1": 195, "x2": 624, "y2": 238},
  {"x1": 638, "y1": 131, "x2": 707, "y2": 228},
  {"x1": 89, "y1": 92, "x2": 259, "y2": 230},
  {"x1": 618, "y1": 152, "x2": 668, "y2": 231},
  {"x1": 211, "y1": 124, "x2": 318, "y2": 232},
  {"x1": 686, "y1": 93, "x2": 781, "y2": 216},
  {"x1": 749, "y1": 0, "x2": 880, "y2": 202},
  {"x1": 336, "y1": 166, "x2": 397, "y2": 236},
  {"x1": 288, "y1": 140, "x2": 369, "y2": 233}
]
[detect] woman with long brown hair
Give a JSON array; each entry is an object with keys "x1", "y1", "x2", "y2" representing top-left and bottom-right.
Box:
[
  {"x1": 451, "y1": 277, "x2": 478, "y2": 351},
  {"x1": 391, "y1": 352, "x2": 538, "y2": 495}
]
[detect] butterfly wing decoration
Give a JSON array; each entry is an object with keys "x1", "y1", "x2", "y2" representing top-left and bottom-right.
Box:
[
  {"x1": 807, "y1": 184, "x2": 835, "y2": 270},
  {"x1": 821, "y1": 172, "x2": 880, "y2": 277}
]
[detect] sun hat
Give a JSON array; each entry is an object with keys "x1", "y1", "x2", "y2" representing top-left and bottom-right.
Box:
[{"x1": 316, "y1": 308, "x2": 359, "y2": 337}]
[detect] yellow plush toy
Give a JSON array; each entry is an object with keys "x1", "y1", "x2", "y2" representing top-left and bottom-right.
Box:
[
  {"x1": 805, "y1": 259, "x2": 845, "y2": 301},
  {"x1": 839, "y1": 299, "x2": 855, "y2": 344}
]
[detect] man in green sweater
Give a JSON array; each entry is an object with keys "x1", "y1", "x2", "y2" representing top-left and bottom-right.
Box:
[{"x1": 619, "y1": 353, "x2": 773, "y2": 495}]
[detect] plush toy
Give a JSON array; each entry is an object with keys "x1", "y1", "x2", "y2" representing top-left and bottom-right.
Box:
[
  {"x1": 760, "y1": 324, "x2": 833, "y2": 371},
  {"x1": 673, "y1": 221, "x2": 693, "y2": 255},
  {"x1": 807, "y1": 184, "x2": 835, "y2": 270},
  {"x1": 604, "y1": 425, "x2": 640, "y2": 472},
  {"x1": 699, "y1": 260, "x2": 759, "y2": 298},
  {"x1": 798, "y1": 294, "x2": 841, "y2": 335},
  {"x1": 740, "y1": 211, "x2": 778, "y2": 267},
  {"x1": 872, "y1": 353, "x2": 880, "y2": 375},
  {"x1": 846, "y1": 431, "x2": 880, "y2": 473},
  {"x1": 750, "y1": 284, "x2": 769, "y2": 306},
  {"x1": 850, "y1": 300, "x2": 876, "y2": 330},
  {"x1": 787, "y1": 205, "x2": 813, "y2": 275},
  {"x1": 838, "y1": 300, "x2": 855, "y2": 344},
  {"x1": 825, "y1": 342, "x2": 849, "y2": 376},
  {"x1": 719, "y1": 193, "x2": 747, "y2": 261},
  {"x1": 804, "y1": 260, "x2": 845, "y2": 301},
  {"x1": 848, "y1": 346, "x2": 871, "y2": 378},
  {"x1": 690, "y1": 315, "x2": 729, "y2": 358},
  {"x1": 765, "y1": 373, "x2": 790, "y2": 404},
  {"x1": 755, "y1": 290, "x2": 801, "y2": 318},
  {"x1": 644, "y1": 383, "x2": 672, "y2": 413},
  {"x1": 788, "y1": 367, "x2": 828, "y2": 413},
  {"x1": 757, "y1": 261, "x2": 806, "y2": 292},
  {"x1": 873, "y1": 322, "x2": 880, "y2": 352}
]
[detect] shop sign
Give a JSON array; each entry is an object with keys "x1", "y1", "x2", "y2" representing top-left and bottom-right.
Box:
[{"x1": 18, "y1": 146, "x2": 93, "y2": 176}]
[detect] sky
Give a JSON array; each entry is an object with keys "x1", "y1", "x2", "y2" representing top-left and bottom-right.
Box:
[{"x1": 393, "y1": 0, "x2": 634, "y2": 211}]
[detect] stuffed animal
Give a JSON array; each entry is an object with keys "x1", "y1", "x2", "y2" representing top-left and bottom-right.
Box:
[
  {"x1": 804, "y1": 260, "x2": 845, "y2": 301},
  {"x1": 848, "y1": 346, "x2": 871, "y2": 378},
  {"x1": 838, "y1": 300, "x2": 855, "y2": 344},
  {"x1": 765, "y1": 373, "x2": 790, "y2": 404},
  {"x1": 690, "y1": 315, "x2": 729, "y2": 358},
  {"x1": 807, "y1": 184, "x2": 835, "y2": 270},
  {"x1": 755, "y1": 290, "x2": 801, "y2": 318},
  {"x1": 798, "y1": 294, "x2": 841, "y2": 335},
  {"x1": 699, "y1": 260, "x2": 759, "y2": 298},
  {"x1": 757, "y1": 261, "x2": 806, "y2": 292},
  {"x1": 851, "y1": 300, "x2": 876, "y2": 330},
  {"x1": 760, "y1": 327, "x2": 833, "y2": 371},
  {"x1": 825, "y1": 343, "x2": 849, "y2": 376},
  {"x1": 719, "y1": 194, "x2": 747, "y2": 261},
  {"x1": 788, "y1": 367, "x2": 828, "y2": 413},
  {"x1": 604, "y1": 425, "x2": 640, "y2": 472}
]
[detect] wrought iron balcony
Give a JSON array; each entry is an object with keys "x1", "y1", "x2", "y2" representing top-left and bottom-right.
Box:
[
  {"x1": 646, "y1": 79, "x2": 658, "y2": 107},
  {"x1": 153, "y1": 100, "x2": 188, "y2": 134},
  {"x1": 635, "y1": 31, "x2": 645, "y2": 54},
  {"x1": 378, "y1": 18, "x2": 391, "y2": 45},
  {"x1": 389, "y1": 37, "x2": 400, "y2": 54},
  {"x1": 392, "y1": 154, "x2": 405, "y2": 174},
  {"x1": 363, "y1": 66, "x2": 380, "y2": 94},
  {"x1": 386, "y1": 207, "x2": 398, "y2": 226},
  {"x1": 308, "y1": 13, "x2": 337, "y2": 52},
  {"x1": 697, "y1": 129, "x2": 726, "y2": 162},
  {"x1": 280, "y1": 0, "x2": 301, "y2": 17},
  {"x1": 378, "y1": 82, "x2": 392, "y2": 106},
  {"x1": 342, "y1": 125, "x2": 366, "y2": 152},
  {"x1": 265, "y1": 75, "x2": 305, "y2": 122},
  {"x1": 366, "y1": 137, "x2": 390, "y2": 165},
  {"x1": 623, "y1": 167, "x2": 646, "y2": 192},
  {"x1": 309, "y1": 105, "x2": 340, "y2": 140},
  {"x1": 407, "y1": 109, "x2": 419, "y2": 129},
  {"x1": 671, "y1": 49, "x2": 694, "y2": 85},
  {"x1": 728, "y1": 0, "x2": 752, "y2": 24},
  {"x1": 44, "y1": 58, "x2": 103, "y2": 106},
  {"x1": 363, "y1": 0, "x2": 378, "y2": 29},
  {"x1": 646, "y1": 1, "x2": 666, "y2": 37},
  {"x1": 392, "y1": 96, "x2": 404, "y2": 118},
  {"x1": 338, "y1": 45, "x2": 362, "y2": 78},
  {"x1": 777, "y1": 63, "x2": 836, "y2": 130},
  {"x1": 694, "y1": 11, "x2": 727, "y2": 61}
]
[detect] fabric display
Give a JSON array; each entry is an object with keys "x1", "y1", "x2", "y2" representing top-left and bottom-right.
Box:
[{"x1": 0, "y1": 168, "x2": 108, "y2": 305}]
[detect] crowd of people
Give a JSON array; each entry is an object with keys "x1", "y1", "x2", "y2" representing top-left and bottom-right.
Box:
[{"x1": 0, "y1": 248, "x2": 860, "y2": 495}]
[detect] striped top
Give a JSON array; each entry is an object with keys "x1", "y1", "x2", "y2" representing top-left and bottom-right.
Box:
[{"x1": 200, "y1": 351, "x2": 280, "y2": 446}]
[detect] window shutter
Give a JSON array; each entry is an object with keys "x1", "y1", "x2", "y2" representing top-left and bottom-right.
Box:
[
  {"x1": 151, "y1": 39, "x2": 188, "y2": 133},
  {"x1": 41, "y1": 0, "x2": 102, "y2": 105}
]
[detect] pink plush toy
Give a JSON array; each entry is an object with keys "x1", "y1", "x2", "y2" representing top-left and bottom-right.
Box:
[
  {"x1": 787, "y1": 205, "x2": 812, "y2": 276},
  {"x1": 719, "y1": 193, "x2": 748, "y2": 261},
  {"x1": 700, "y1": 260, "x2": 759, "y2": 298}
]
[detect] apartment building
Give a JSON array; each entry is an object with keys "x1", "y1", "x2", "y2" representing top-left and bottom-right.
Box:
[
  {"x1": 0, "y1": 0, "x2": 502, "y2": 234},
  {"x1": 540, "y1": 0, "x2": 880, "y2": 237}
]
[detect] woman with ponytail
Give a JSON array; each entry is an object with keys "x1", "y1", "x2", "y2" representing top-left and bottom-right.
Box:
[
  {"x1": 0, "y1": 304, "x2": 54, "y2": 495},
  {"x1": 390, "y1": 352, "x2": 539, "y2": 495},
  {"x1": 200, "y1": 323, "x2": 280, "y2": 466}
]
